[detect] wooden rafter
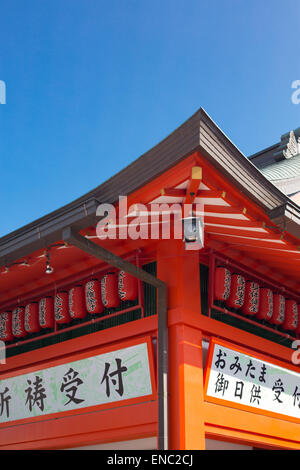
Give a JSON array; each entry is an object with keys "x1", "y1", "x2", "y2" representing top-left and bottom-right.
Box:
[
  {"x1": 208, "y1": 238, "x2": 300, "y2": 291},
  {"x1": 202, "y1": 216, "x2": 270, "y2": 229},
  {"x1": 216, "y1": 243, "x2": 300, "y2": 260},
  {"x1": 161, "y1": 188, "x2": 226, "y2": 199},
  {"x1": 209, "y1": 233, "x2": 300, "y2": 251},
  {"x1": 205, "y1": 226, "x2": 281, "y2": 240},
  {"x1": 161, "y1": 166, "x2": 203, "y2": 204}
]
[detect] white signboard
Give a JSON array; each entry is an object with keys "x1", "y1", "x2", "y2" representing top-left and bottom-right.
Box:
[
  {"x1": 204, "y1": 339, "x2": 300, "y2": 421},
  {"x1": 0, "y1": 340, "x2": 154, "y2": 424}
]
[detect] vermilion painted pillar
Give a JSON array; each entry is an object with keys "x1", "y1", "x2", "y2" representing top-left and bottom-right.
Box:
[{"x1": 157, "y1": 239, "x2": 205, "y2": 450}]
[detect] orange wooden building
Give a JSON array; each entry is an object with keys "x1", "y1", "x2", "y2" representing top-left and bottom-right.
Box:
[{"x1": 0, "y1": 108, "x2": 300, "y2": 450}]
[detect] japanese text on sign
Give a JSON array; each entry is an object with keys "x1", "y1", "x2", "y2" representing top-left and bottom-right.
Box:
[
  {"x1": 205, "y1": 342, "x2": 300, "y2": 420},
  {"x1": 0, "y1": 342, "x2": 153, "y2": 423}
]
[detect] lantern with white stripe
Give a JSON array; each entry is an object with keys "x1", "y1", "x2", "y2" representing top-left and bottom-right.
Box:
[
  {"x1": 101, "y1": 272, "x2": 120, "y2": 309},
  {"x1": 69, "y1": 285, "x2": 86, "y2": 319},
  {"x1": 214, "y1": 267, "x2": 231, "y2": 301},
  {"x1": 0, "y1": 312, "x2": 13, "y2": 342},
  {"x1": 242, "y1": 281, "x2": 260, "y2": 316},
  {"x1": 39, "y1": 296, "x2": 54, "y2": 329},
  {"x1": 55, "y1": 291, "x2": 71, "y2": 324},
  {"x1": 282, "y1": 300, "x2": 298, "y2": 331},
  {"x1": 85, "y1": 279, "x2": 104, "y2": 314},
  {"x1": 12, "y1": 307, "x2": 26, "y2": 338},
  {"x1": 25, "y1": 302, "x2": 40, "y2": 333},
  {"x1": 256, "y1": 288, "x2": 273, "y2": 320},
  {"x1": 226, "y1": 274, "x2": 245, "y2": 309},
  {"x1": 118, "y1": 271, "x2": 138, "y2": 302},
  {"x1": 269, "y1": 294, "x2": 285, "y2": 325}
]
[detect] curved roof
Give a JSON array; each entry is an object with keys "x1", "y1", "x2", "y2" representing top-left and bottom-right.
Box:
[
  {"x1": 261, "y1": 153, "x2": 300, "y2": 181},
  {"x1": 0, "y1": 107, "x2": 299, "y2": 267}
]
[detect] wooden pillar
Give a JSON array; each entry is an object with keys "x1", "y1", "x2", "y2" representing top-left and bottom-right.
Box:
[{"x1": 157, "y1": 239, "x2": 205, "y2": 450}]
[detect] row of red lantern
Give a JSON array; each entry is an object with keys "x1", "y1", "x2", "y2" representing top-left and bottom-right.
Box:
[
  {"x1": 0, "y1": 271, "x2": 138, "y2": 342},
  {"x1": 214, "y1": 267, "x2": 300, "y2": 332}
]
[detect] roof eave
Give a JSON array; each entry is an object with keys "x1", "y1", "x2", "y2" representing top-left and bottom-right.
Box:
[
  {"x1": 0, "y1": 107, "x2": 299, "y2": 267},
  {"x1": 0, "y1": 198, "x2": 99, "y2": 266},
  {"x1": 268, "y1": 203, "x2": 300, "y2": 240}
]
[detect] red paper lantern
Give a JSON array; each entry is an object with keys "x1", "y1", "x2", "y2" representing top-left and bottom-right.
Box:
[
  {"x1": 12, "y1": 307, "x2": 26, "y2": 338},
  {"x1": 39, "y1": 297, "x2": 54, "y2": 329},
  {"x1": 85, "y1": 279, "x2": 104, "y2": 314},
  {"x1": 118, "y1": 271, "x2": 138, "y2": 302},
  {"x1": 0, "y1": 312, "x2": 13, "y2": 342},
  {"x1": 25, "y1": 302, "x2": 40, "y2": 333},
  {"x1": 269, "y1": 294, "x2": 285, "y2": 325},
  {"x1": 226, "y1": 274, "x2": 245, "y2": 309},
  {"x1": 242, "y1": 281, "x2": 260, "y2": 316},
  {"x1": 101, "y1": 272, "x2": 120, "y2": 308},
  {"x1": 282, "y1": 300, "x2": 298, "y2": 331},
  {"x1": 214, "y1": 267, "x2": 231, "y2": 301},
  {"x1": 69, "y1": 285, "x2": 86, "y2": 319},
  {"x1": 256, "y1": 288, "x2": 273, "y2": 320},
  {"x1": 55, "y1": 291, "x2": 71, "y2": 324}
]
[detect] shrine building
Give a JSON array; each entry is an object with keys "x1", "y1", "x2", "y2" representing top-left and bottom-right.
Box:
[{"x1": 0, "y1": 108, "x2": 299, "y2": 450}]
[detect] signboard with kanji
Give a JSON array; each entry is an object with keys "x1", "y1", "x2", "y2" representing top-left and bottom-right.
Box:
[
  {"x1": 0, "y1": 338, "x2": 155, "y2": 425},
  {"x1": 204, "y1": 338, "x2": 300, "y2": 423}
]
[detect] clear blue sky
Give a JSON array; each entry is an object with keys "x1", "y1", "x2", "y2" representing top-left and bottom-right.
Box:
[{"x1": 0, "y1": 0, "x2": 300, "y2": 237}]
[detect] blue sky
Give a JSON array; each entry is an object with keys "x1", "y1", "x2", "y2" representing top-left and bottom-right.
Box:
[{"x1": 0, "y1": 0, "x2": 299, "y2": 237}]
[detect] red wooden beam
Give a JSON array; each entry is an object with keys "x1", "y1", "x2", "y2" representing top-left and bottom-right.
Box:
[
  {"x1": 160, "y1": 188, "x2": 185, "y2": 198},
  {"x1": 195, "y1": 152, "x2": 300, "y2": 248},
  {"x1": 202, "y1": 205, "x2": 247, "y2": 214},
  {"x1": 161, "y1": 188, "x2": 226, "y2": 199},
  {"x1": 209, "y1": 233, "x2": 300, "y2": 251},
  {"x1": 216, "y1": 242, "x2": 300, "y2": 260},
  {"x1": 207, "y1": 238, "x2": 300, "y2": 291},
  {"x1": 184, "y1": 166, "x2": 203, "y2": 204},
  {"x1": 195, "y1": 154, "x2": 271, "y2": 222},
  {"x1": 205, "y1": 225, "x2": 278, "y2": 240},
  {"x1": 210, "y1": 241, "x2": 300, "y2": 289},
  {"x1": 203, "y1": 216, "x2": 279, "y2": 230}
]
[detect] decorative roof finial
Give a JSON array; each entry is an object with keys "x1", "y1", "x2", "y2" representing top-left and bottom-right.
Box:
[{"x1": 283, "y1": 130, "x2": 300, "y2": 159}]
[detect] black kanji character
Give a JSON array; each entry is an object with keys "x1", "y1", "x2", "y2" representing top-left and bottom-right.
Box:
[
  {"x1": 0, "y1": 387, "x2": 11, "y2": 418},
  {"x1": 101, "y1": 358, "x2": 127, "y2": 397},
  {"x1": 234, "y1": 381, "x2": 244, "y2": 399},
  {"x1": 214, "y1": 373, "x2": 229, "y2": 396},
  {"x1": 292, "y1": 386, "x2": 300, "y2": 408},
  {"x1": 60, "y1": 368, "x2": 85, "y2": 406},
  {"x1": 250, "y1": 384, "x2": 261, "y2": 405},
  {"x1": 25, "y1": 376, "x2": 46, "y2": 412},
  {"x1": 272, "y1": 379, "x2": 284, "y2": 404}
]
